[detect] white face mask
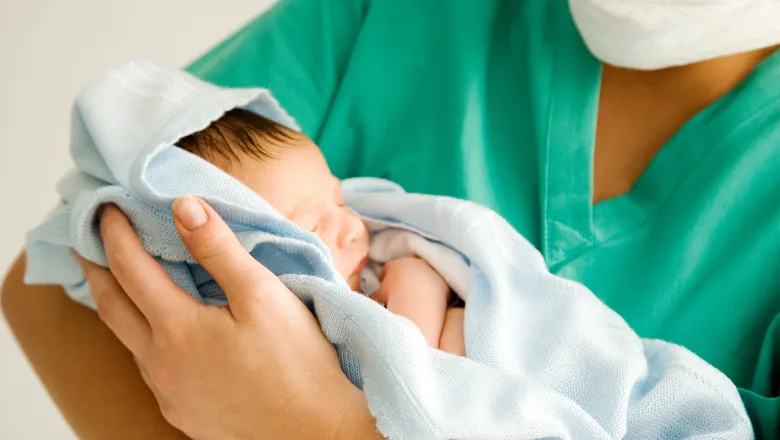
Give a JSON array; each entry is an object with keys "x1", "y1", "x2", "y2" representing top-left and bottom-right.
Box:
[{"x1": 568, "y1": 0, "x2": 780, "y2": 69}]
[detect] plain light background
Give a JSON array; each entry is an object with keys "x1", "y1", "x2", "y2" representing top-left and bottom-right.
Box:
[{"x1": 0, "y1": 0, "x2": 277, "y2": 438}]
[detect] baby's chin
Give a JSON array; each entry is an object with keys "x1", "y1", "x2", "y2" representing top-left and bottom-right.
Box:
[{"x1": 347, "y1": 272, "x2": 361, "y2": 291}]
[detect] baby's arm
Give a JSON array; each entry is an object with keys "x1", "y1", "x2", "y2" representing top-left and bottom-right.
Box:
[
  {"x1": 439, "y1": 307, "x2": 465, "y2": 356},
  {"x1": 372, "y1": 257, "x2": 460, "y2": 352}
]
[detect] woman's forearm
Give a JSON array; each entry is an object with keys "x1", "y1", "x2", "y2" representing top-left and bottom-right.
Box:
[{"x1": 1, "y1": 252, "x2": 188, "y2": 440}]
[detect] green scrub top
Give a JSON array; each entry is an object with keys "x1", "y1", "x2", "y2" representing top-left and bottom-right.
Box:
[{"x1": 187, "y1": 0, "x2": 780, "y2": 436}]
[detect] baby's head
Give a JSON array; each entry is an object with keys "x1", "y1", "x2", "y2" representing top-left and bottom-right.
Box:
[{"x1": 177, "y1": 108, "x2": 369, "y2": 289}]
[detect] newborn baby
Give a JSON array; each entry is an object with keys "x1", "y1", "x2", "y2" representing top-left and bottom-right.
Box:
[{"x1": 177, "y1": 108, "x2": 465, "y2": 355}]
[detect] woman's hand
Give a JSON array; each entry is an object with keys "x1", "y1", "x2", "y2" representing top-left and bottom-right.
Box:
[{"x1": 76, "y1": 197, "x2": 382, "y2": 440}]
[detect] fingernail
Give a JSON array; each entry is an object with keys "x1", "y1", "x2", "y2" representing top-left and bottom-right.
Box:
[{"x1": 172, "y1": 196, "x2": 208, "y2": 231}]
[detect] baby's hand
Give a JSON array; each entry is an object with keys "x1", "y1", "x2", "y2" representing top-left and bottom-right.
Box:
[
  {"x1": 372, "y1": 257, "x2": 451, "y2": 349},
  {"x1": 374, "y1": 257, "x2": 450, "y2": 305}
]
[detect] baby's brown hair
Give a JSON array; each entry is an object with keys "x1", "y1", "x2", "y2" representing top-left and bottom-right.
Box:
[{"x1": 177, "y1": 108, "x2": 294, "y2": 166}]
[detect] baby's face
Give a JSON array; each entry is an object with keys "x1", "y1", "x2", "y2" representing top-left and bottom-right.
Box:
[{"x1": 224, "y1": 137, "x2": 369, "y2": 290}]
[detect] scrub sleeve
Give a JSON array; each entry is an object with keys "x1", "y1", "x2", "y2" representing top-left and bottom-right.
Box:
[{"x1": 186, "y1": 0, "x2": 780, "y2": 436}]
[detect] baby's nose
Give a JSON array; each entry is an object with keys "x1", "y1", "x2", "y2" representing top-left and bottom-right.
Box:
[{"x1": 338, "y1": 213, "x2": 364, "y2": 248}]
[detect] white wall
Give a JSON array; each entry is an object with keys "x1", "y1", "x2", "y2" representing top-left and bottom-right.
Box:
[{"x1": 0, "y1": 1, "x2": 277, "y2": 438}]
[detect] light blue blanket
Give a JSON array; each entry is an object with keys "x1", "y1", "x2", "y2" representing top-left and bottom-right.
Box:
[{"x1": 25, "y1": 61, "x2": 753, "y2": 439}]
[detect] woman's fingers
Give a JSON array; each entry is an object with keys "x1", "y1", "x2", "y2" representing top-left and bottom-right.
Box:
[
  {"x1": 99, "y1": 205, "x2": 196, "y2": 327},
  {"x1": 133, "y1": 355, "x2": 159, "y2": 395},
  {"x1": 74, "y1": 201, "x2": 371, "y2": 440},
  {"x1": 171, "y1": 196, "x2": 283, "y2": 321},
  {"x1": 76, "y1": 253, "x2": 152, "y2": 356}
]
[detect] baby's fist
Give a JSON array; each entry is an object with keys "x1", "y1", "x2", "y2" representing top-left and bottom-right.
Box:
[{"x1": 375, "y1": 257, "x2": 449, "y2": 303}]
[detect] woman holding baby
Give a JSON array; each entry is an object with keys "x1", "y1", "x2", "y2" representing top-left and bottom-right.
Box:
[{"x1": 3, "y1": 0, "x2": 780, "y2": 438}]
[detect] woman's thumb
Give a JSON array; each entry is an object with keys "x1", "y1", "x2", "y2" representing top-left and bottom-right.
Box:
[{"x1": 171, "y1": 196, "x2": 281, "y2": 319}]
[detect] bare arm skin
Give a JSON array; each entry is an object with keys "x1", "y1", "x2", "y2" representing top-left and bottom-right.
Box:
[{"x1": 1, "y1": 252, "x2": 188, "y2": 440}]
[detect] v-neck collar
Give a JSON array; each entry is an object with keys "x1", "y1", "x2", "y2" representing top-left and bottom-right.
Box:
[
  {"x1": 540, "y1": 11, "x2": 599, "y2": 267},
  {"x1": 541, "y1": 12, "x2": 780, "y2": 269}
]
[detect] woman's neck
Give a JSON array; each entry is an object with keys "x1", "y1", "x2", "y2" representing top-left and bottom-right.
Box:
[
  {"x1": 606, "y1": 45, "x2": 779, "y2": 114},
  {"x1": 593, "y1": 45, "x2": 778, "y2": 204}
]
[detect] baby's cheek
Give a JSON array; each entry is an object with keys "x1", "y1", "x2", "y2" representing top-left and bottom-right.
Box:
[{"x1": 333, "y1": 254, "x2": 352, "y2": 279}]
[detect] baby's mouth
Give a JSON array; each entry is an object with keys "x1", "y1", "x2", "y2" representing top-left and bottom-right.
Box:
[
  {"x1": 351, "y1": 256, "x2": 368, "y2": 278},
  {"x1": 346, "y1": 256, "x2": 368, "y2": 291}
]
